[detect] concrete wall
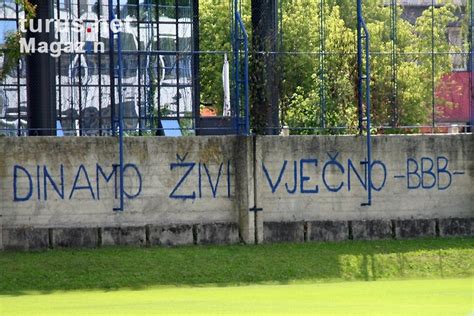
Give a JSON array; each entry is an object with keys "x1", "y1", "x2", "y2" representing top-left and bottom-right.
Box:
[
  {"x1": 0, "y1": 137, "x2": 245, "y2": 249},
  {"x1": 256, "y1": 135, "x2": 473, "y2": 242},
  {"x1": 0, "y1": 134, "x2": 472, "y2": 250}
]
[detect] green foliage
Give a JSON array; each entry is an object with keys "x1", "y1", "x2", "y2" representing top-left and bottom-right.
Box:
[
  {"x1": 0, "y1": 0, "x2": 36, "y2": 80},
  {"x1": 283, "y1": 2, "x2": 458, "y2": 134},
  {"x1": 199, "y1": 1, "x2": 460, "y2": 133},
  {"x1": 282, "y1": 3, "x2": 358, "y2": 134},
  {"x1": 199, "y1": 0, "x2": 251, "y2": 112},
  {"x1": 1, "y1": 32, "x2": 22, "y2": 80}
]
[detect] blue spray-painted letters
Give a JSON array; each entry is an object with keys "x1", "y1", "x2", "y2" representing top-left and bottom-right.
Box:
[
  {"x1": 13, "y1": 163, "x2": 142, "y2": 202},
  {"x1": 169, "y1": 155, "x2": 232, "y2": 200}
]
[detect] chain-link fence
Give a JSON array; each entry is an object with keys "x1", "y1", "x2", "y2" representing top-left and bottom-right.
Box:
[
  {"x1": 0, "y1": 0, "x2": 472, "y2": 136},
  {"x1": 246, "y1": 0, "x2": 473, "y2": 134}
]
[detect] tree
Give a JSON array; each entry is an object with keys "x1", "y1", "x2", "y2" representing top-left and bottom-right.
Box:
[
  {"x1": 199, "y1": 0, "x2": 251, "y2": 111},
  {"x1": 282, "y1": 1, "x2": 458, "y2": 134},
  {"x1": 198, "y1": 1, "x2": 460, "y2": 134}
]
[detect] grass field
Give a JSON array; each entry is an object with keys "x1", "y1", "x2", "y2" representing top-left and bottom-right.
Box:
[
  {"x1": 1, "y1": 238, "x2": 473, "y2": 315},
  {"x1": 1, "y1": 278, "x2": 472, "y2": 315}
]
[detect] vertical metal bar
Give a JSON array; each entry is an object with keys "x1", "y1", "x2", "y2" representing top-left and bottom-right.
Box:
[
  {"x1": 431, "y1": 0, "x2": 435, "y2": 131},
  {"x1": 77, "y1": 0, "x2": 83, "y2": 136},
  {"x1": 358, "y1": 0, "x2": 372, "y2": 207},
  {"x1": 98, "y1": 1, "x2": 103, "y2": 136},
  {"x1": 15, "y1": 0, "x2": 21, "y2": 136},
  {"x1": 233, "y1": 0, "x2": 240, "y2": 134},
  {"x1": 53, "y1": 0, "x2": 58, "y2": 135},
  {"x1": 115, "y1": 33, "x2": 124, "y2": 212},
  {"x1": 146, "y1": 1, "x2": 152, "y2": 131},
  {"x1": 470, "y1": 0, "x2": 474, "y2": 128},
  {"x1": 192, "y1": 0, "x2": 200, "y2": 134},
  {"x1": 55, "y1": 0, "x2": 61, "y2": 133},
  {"x1": 390, "y1": 0, "x2": 398, "y2": 127},
  {"x1": 243, "y1": 16, "x2": 249, "y2": 135},
  {"x1": 233, "y1": 1, "x2": 249, "y2": 136},
  {"x1": 235, "y1": 13, "x2": 249, "y2": 135},
  {"x1": 319, "y1": 0, "x2": 326, "y2": 130},
  {"x1": 137, "y1": 2, "x2": 142, "y2": 135},
  {"x1": 68, "y1": 1, "x2": 74, "y2": 133},
  {"x1": 156, "y1": 3, "x2": 161, "y2": 130},
  {"x1": 357, "y1": 0, "x2": 363, "y2": 134},
  {"x1": 108, "y1": 0, "x2": 116, "y2": 135},
  {"x1": 364, "y1": 25, "x2": 372, "y2": 207},
  {"x1": 175, "y1": 1, "x2": 180, "y2": 122},
  {"x1": 112, "y1": 0, "x2": 125, "y2": 212}
]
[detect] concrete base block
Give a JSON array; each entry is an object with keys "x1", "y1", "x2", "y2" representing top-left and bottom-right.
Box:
[
  {"x1": 102, "y1": 227, "x2": 146, "y2": 246},
  {"x1": 439, "y1": 218, "x2": 473, "y2": 237},
  {"x1": 198, "y1": 223, "x2": 240, "y2": 245},
  {"x1": 2, "y1": 228, "x2": 49, "y2": 251},
  {"x1": 395, "y1": 219, "x2": 436, "y2": 239},
  {"x1": 52, "y1": 228, "x2": 99, "y2": 248},
  {"x1": 310, "y1": 221, "x2": 349, "y2": 242},
  {"x1": 263, "y1": 222, "x2": 304, "y2": 243},
  {"x1": 351, "y1": 220, "x2": 393, "y2": 240},
  {"x1": 149, "y1": 225, "x2": 193, "y2": 246}
]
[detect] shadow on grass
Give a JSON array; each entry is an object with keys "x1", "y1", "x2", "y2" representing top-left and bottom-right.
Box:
[{"x1": 0, "y1": 237, "x2": 472, "y2": 296}]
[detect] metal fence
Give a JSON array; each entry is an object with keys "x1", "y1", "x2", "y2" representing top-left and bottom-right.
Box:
[
  {"x1": 0, "y1": 0, "x2": 472, "y2": 136},
  {"x1": 274, "y1": 0, "x2": 473, "y2": 134},
  {"x1": 0, "y1": 0, "x2": 202, "y2": 136}
]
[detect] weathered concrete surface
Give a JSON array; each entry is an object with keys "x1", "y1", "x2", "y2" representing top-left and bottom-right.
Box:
[
  {"x1": 257, "y1": 135, "x2": 473, "y2": 223},
  {"x1": 233, "y1": 136, "x2": 256, "y2": 244},
  {"x1": 263, "y1": 222, "x2": 305, "y2": 243},
  {"x1": 439, "y1": 218, "x2": 473, "y2": 237},
  {"x1": 309, "y1": 221, "x2": 349, "y2": 242},
  {"x1": 148, "y1": 225, "x2": 193, "y2": 246},
  {"x1": 0, "y1": 135, "x2": 472, "y2": 249},
  {"x1": 102, "y1": 227, "x2": 146, "y2": 246},
  {"x1": 52, "y1": 228, "x2": 99, "y2": 248},
  {"x1": 394, "y1": 219, "x2": 436, "y2": 239},
  {"x1": 2, "y1": 228, "x2": 49, "y2": 250},
  {"x1": 0, "y1": 137, "x2": 241, "y2": 228},
  {"x1": 351, "y1": 220, "x2": 393, "y2": 240},
  {"x1": 197, "y1": 223, "x2": 240, "y2": 245}
]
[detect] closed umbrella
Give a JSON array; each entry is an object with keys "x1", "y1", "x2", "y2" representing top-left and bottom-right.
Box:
[{"x1": 222, "y1": 53, "x2": 231, "y2": 117}]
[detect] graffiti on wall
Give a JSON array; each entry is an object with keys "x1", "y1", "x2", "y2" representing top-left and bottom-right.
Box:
[
  {"x1": 11, "y1": 152, "x2": 466, "y2": 204},
  {"x1": 12, "y1": 153, "x2": 232, "y2": 202},
  {"x1": 262, "y1": 153, "x2": 466, "y2": 195},
  {"x1": 13, "y1": 163, "x2": 142, "y2": 202},
  {"x1": 168, "y1": 154, "x2": 231, "y2": 201}
]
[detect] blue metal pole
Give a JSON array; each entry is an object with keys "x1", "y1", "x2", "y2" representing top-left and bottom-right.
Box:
[
  {"x1": 357, "y1": 0, "x2": 372, "y2": 207},
  {"x1": 357, "y1": 1, "x2": 363, "y2": 134},
  {"x1": 431, "y1": 0, "x2": 435, "y2": 131},
  {"x1": 233, "y1": 0, "x2": 240, "y2": 134},
  {"x1": 320, "y1": 0, "x2": 326, "y2": 129},
  {"x1": 364, "y1": 22, "x2": 372, "y2": 207},
  {"x1": 233, "y1": 0, "x2": 250, "y2": 136},
  {"x1": 115, "y1": 29, "x2": 125, "y2": 212},
  {"x1": 470, "y1": 0, "x2": 474, "y2": 128},
  {"x1": 108, "y1": 0, "x2": 116, "y2": 136},
  {"x1": 110, "y1": 0, "x2": 125, "y2": 212},
  {"x1": 242, "y1": 20, "x2": 250, "y2": 135}
]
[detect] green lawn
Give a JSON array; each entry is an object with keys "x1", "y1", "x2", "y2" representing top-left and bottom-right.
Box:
[
  {"x1": 1, "y1": 278, "x2": 472, "y2": 315},
  {"x1": 0, "y1": 238, "x2": 473, "y2": 315}
]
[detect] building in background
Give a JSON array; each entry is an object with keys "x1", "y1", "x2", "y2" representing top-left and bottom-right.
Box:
[
  {"x1": 394, "y1": 0, "x2": 471, "y2": 130},
  {"x1": 0, "y1": 0, "x2": 198, "y2": 135}
]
